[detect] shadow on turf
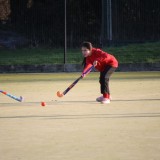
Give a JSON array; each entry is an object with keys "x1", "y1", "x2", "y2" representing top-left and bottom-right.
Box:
[
  {"x1": 0, "y1": 112, "x2": 160, "y2": 120},
  {"x1": 55, "y1": 99, "x2": 160, "y2": 103},
  {"x1": 0, "y1": 98, "x2": 160, "y2": 107},
  {"x1": 113, "y1": 99, "x2": 160, "y2": 102}
]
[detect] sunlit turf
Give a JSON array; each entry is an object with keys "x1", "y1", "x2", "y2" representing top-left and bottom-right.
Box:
[{"x1": 0, "y1": 72, "x2": 159, "y2": 83}]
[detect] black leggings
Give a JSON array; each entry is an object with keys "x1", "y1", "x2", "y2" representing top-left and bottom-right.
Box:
[{"x1": 99, "y1": 66, "x2": 117, "y2": 94}]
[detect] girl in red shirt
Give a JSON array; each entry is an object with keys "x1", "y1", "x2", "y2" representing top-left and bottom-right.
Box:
[{"x1": 82, "y1": 42, "x2": 118, "y2": 104}]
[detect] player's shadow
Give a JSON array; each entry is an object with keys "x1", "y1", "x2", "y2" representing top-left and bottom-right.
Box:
[
  {"x1": 64, "y1": 98, "x2": 160, "y2": 103},
  {"x1": 0, "y1": 112, "x2": 160, "y2": 120},
  {"x1": 0, "y1": 98, "x2": 160, "y2": 106},
  {"x1": 112, "y1": 99, "x2": 160, "y2": 102},
  {"x1": 52, "y1": 98, "x2": 160, "y2": 104}
]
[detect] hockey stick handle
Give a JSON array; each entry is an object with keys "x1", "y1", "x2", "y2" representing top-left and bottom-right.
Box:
[
  {"x1": 82, "y1": 65, "x2": 94, "y2": 76},
  {"x1": 63, "y1": 76, "x2": 82, "y2": 95},
  {"x1": 63, "y1": 65, "x2": 94, "y2": 95},
  {"x1": 57, "y1": 65, "x2": 94, "y2": 97}
]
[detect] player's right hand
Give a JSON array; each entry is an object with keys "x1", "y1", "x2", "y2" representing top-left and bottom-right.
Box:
[{"x1": 81, "y1": 73, "x2": 86, "y2": 78}]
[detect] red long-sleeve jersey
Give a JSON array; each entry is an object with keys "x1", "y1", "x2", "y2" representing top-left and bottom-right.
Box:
[{"x1": 83, "y1": 48, "x2": 118, "y2": 73}]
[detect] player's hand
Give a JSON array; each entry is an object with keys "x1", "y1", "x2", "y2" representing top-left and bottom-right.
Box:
[
  {"x1": 81, "y1": 73, "x2": 86, "y2": 78},
  {"x1": 93, "y1": 61, "x2": 98, "y2": 67}
]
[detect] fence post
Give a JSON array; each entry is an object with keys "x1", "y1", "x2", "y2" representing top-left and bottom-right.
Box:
[
  {"x1": 107, "y1": 0, "x2": 112, "y2": 42},
  {"x1": 64, "y1": 0, "x2": 67, "y2": 71},
  {"x1": 101, "y1": 0, "x2": 112, "y2": 46}
]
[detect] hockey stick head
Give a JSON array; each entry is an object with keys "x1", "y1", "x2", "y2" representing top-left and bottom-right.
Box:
[
  {"x1": 19, "y1": 96, "x2": 24, "y2": 102},
  {"x1": 57, "y1": 91, "x2": 64, "y2": 98}
]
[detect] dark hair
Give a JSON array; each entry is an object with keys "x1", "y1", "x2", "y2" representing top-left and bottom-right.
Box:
[
  {"x1": 81, "y1": 42, "x2": 93, "y2": 51},
  {"x1": 81, "y1": 42, "x2": 93, "y2": 67}
]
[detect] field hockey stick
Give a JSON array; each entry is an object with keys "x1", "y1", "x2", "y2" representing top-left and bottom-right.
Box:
[
  {"x1": 0, "y1": 90, "x2": 23, "y2": 102},
  {"x1": 57, "y1": 65, "x2": 94, "y2": 97}
]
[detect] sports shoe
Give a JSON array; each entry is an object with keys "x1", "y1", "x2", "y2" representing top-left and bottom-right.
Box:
[
  {"x1": 96, "y1": 96, "x2": 104, "y2": 102},
  {"x1": 96, "y1": 96, "x2": 112, "y2": 102},
  {"x1": 101, "y1": 98, "x2": 110, "y2": 104}
]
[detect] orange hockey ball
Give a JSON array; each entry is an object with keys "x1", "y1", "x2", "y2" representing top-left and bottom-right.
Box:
[{"x1": 41, "y1": 102, "x2": 46, "y2": 107}]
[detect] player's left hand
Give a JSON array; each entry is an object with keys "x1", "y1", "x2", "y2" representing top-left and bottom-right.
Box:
[{"x1": 93, "y1": 61, "x2": 98, "y2": 67}]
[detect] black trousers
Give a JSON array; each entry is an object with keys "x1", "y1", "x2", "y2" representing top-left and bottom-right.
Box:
[{"x1": 99, "y1": 66, "x2": 117, "y2": 94}]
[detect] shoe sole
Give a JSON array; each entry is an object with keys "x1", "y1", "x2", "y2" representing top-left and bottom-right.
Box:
[
  {"x1": 96, "y1": 99, "x2": 111, "y2": 102},
  {"x1": 101, "y1": 101, "x2": 110, "y2": 104}
]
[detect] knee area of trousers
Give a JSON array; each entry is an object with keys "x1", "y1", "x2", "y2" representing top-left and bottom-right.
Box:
[
  {"x1": 105, "y1": 78, "x2": 109, "y2": 82},
  {"x1": 99, "y1": 78, "x2": 104, "y2": 84}
]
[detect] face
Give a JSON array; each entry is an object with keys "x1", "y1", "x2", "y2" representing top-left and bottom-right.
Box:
[{"x1": 81, "y1": 47, "x2": 91, "y2": 57}]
